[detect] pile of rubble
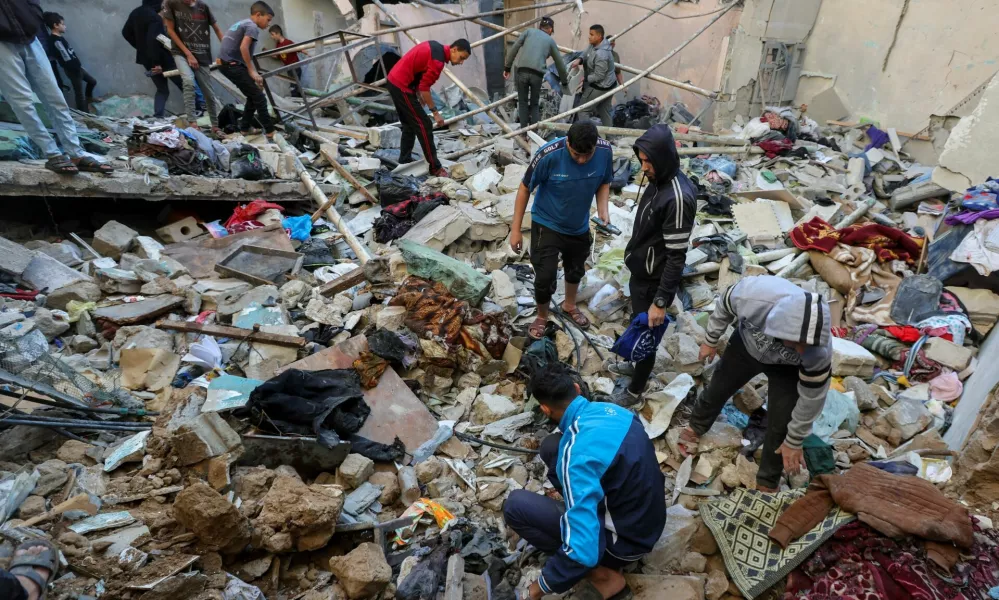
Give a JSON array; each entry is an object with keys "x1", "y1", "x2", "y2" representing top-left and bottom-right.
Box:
[{"x1": 0, "y1": 97, "x2": 996, "y2": 600}]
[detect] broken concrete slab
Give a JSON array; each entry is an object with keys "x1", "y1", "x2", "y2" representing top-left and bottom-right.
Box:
[
  {"x1": 458, "y1": 203, "x2": 509, "y2": 242},
  {"x1": 92, "y1": 295, "x2": 185, "y2": 325},
  {"x1": 466, "y1": 167, "x2": 502, "y2": 193},
  {"x1": 255, "y1": 474, "x2": 344, "y2": 552},
  {"x1": 399, "y1": 204, "x2": 471, "y2": 252},
  {"x1": 831, "y1": 337, "x2": 878, "y2": 377},
  {"x1": 923, "y1": 337, "x2": 974, "y2": 371},
  {"x1": 398, "y1": 239, "x2": 492, "y2": 305},
  {"x1": 162, "y1": 224, "x2": 295, "y2": 279},
  {"x1": 92, "y1": 220, "x2": 138, "y2": 259},
  {"x1": 171, "y1": 412, "x2": 242, "y2": 466},
  {"x1": 497, "y1": 164, "x2": 527, "y2": 195},
  {"x1": 22, "y1": 253, "x2": 93, "y2": 293},
  {"x1": 0, "y1": 236, "x2": 36, "y2": 276}
]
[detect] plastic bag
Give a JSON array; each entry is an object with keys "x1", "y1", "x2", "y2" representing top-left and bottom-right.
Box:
[
  {"x1": 65, "y1": 300, "x2": 96, "y2": 323},
  {"x1": 392, "y1": 498, "x2": 456, "y2": 547},
  {"x1": 612, "y1": 312, "x2": 670, "y2": 362},
  {"x1": 811, "y1": 389, "x2": 860, "y2": 442},
  {"x1": 282, "y1": 214, "x2": 312, "y2": 241},
  {"x1": 129, "y1": 156, "x2": 170, "y2": 184},
  {"x1": 224, "y1": 200, "x2": 284, "y2": 230},
  {"x1": 230, "y1": 144, "x2": 270, "y2": 181},
  {"x1": 375, "y1": 170, "x2": 423, "y2": 207}
]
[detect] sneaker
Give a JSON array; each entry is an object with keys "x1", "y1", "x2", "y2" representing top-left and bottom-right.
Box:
[
  {"x1": 605, "y1": 360, "x2": 635, "y2": 378},
  {"x1": 609, "y1": 387, "x2": 642, "y2": 408},
  {"x1": 430, "y1": 166, "x2": 450, "y2": 178}
]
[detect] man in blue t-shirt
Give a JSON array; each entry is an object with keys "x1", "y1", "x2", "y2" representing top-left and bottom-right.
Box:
[{"x1": 509, "y1": 122, "x2": 613, "y2": 339}]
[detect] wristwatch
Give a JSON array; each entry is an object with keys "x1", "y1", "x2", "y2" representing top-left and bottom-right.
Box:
[{"x1": 654, "y1": 296, "x2": 668, "y2": 308}]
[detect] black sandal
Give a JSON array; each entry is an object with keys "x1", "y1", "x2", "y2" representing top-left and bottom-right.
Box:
[
  {"x1": 44, "y1": 155, "x2": 78, "y2": 175},
  {"x1": 9, "y1": 539, "x2": 59, "y2": 599},
  {"x1": 73, "y1": 156, "x2": 113, "y2": 174}
]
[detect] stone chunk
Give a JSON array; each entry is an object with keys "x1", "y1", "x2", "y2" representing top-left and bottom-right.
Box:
[
  {"x1": 0, "y1": 236, "x2": 36, "y2": 276},
  {"x1": 336, "y1": 453, "x2": 375, "y2": 489},
  {"x1": 467, "y1": 167, "x2": 502, "y2": 193},
  {"x1": 33, "y1": 308, "x2": 70, "y2": 340},
  {"x1": 255, "y1": 475, "x2": 344, "y2": 552},
  {"x1": 490, "y1": 269, "x2": 516, "y2": 315},
  {"x1": 458, "y1": 203, "x2": 509, "y2": 242},
  {"x1": 831, "y1": 337, "x2": 878, "y2": 377},
  {"x1": 472, "y1": 393, "x2": 518, "y2": 424},
  {"x1": 680, "y1": 552, "x2": 707, "y2": 573},
  {"x1": 22, "y1": 254, "x2": 93, "y2": 294},
  {"x1": 17, "y1": 495, "x2": 46, "y2": 518},
  {"x1": 375, "y1": 305, "x2": 407, "y2": 331},
  {"x1": 173, "y1": 481, "x2": 251, "y2": 553},
  {"x1": 170, "y1": 412, "x2": 242, "y2": 466},
  {"x1": 367, "y1": 124, "x2": 401, "y2": 148},
  {"x1": 498, "y1": 164, "x2": 527, "y2": 194},
  {"x1": 881, "y1": 399, "x2": 933, "y2": 441},
  {"x1": 368, "y1": 471, "x2": 401, "y2": 505},
  {"x1": 92, "y1": 220, "x2": 138, "y2": 259},
  {"x1": 34, "y1": 459, "x2": 69, "y2": 496},
  {"x1": 400, "y1": 205, "x2": 471, "y2": 252},
  {"x1": 57, "y1": 440, "x2": 95, "y2": 464},
  {"x1": 134, "y1": 236, "x2": 165, "y2": 259},
  {"x1": 843, "y1": 376, "x2": 878, "y2": 411},
  {"x1": 923, "y1": 338, "x2": 974, "y2": 371},
  {"x1": 329, "y1": 542, "x2": 391, "y2": 599},
  {"x1": 399, "y1": 240, "x2": 492, "y2": 304},
  {"x1": 697, "y1": 422, "x2": 743, "y2": 452}
]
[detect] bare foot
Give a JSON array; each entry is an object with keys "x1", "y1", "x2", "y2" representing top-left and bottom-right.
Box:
[
  {"x1": 13, "y1": 542, "x2": 53, "y2": 600},
  {"x1": 585, "y1": 566, "x2": 626, "y2": 599}
]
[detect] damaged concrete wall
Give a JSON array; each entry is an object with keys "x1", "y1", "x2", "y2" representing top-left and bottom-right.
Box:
[
  {"x1": 792, "y1": 0, "x2": 999, "y2": 134},
  {"x1": 932, "y1": 73, "x2": 999, "y2": 191},
  {"x1": 44, "y1": 0, "x2": 286, "y2": 112},
  {"x1": 273, "y1": 0, "x2": 350, "y2": 94},
  {"x1": 713, "y1": 0, "x2": 821, "y2": 126},
  {"x1": 552, "y1": 0, "x2": 742, "y2": 123}
]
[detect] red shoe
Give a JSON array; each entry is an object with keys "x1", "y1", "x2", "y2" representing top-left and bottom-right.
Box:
[{"x1": 430, "y1": 166, "x2": 450, "y2": 178}]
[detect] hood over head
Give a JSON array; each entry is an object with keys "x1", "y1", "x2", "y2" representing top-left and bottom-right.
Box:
[
  {"x1": 633, "y1": 124, "x2": 679, "y2": 185},
  {"x1": 764, "y1": 290, "x2": 830, "y2": 347}
]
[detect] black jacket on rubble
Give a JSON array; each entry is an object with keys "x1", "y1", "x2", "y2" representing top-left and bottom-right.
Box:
[
  {"x1": 0, "y1": 0, "x2": 43, "y2": 45},
  {"x1": 623, "y1": 124, "x2": 697, "y2": 306}
]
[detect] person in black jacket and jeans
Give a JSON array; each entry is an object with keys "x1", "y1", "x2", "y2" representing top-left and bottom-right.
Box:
[
  {"x1": 42, "y1": 12, "x2": 95, "y2": 111},
  {"x1": 609, "y1": 124, "x2": 696, "y2": 407}
]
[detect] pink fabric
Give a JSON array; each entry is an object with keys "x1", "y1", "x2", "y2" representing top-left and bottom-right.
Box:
[{"x1": 929, "y1": 371, "x2": 963, "y2": 402}]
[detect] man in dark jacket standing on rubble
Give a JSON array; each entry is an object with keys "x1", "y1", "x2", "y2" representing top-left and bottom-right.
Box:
[
  {"x1": 609, "y1": 124, "x2": 696, "y2": 406},
  {"x1": 503, "y1": 17, "x2": 568, "y2": 127},
  {"x1": 387, "y1": 38, "x2": 472, "y2": 177}
]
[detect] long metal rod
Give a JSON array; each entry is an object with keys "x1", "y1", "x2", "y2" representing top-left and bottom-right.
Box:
[
  {"x1": 410, "y1": 0, "x2": 719, "y2": 99},
  {"x1": 0, "y1": 416, "x2": 150, "y2": 428},
  {"x1": 369, "y1": 0, "x2": 534, "y2": 155},
  {"x1": 441, "y1": 2, "x2": 737, "y2": 161},
  {"x1": 261, "y1": 1, "x2": 572, "y2": 79},
  {"x1": 538, "y1": 122, "x2": 748, "y2": 144},
  {"x1": 607, "y1": 0, "x2": 675, "y2": 42},
  {"x1": 472, "y1": 3, "x2": 573, "y2": 48},
  {"x1": 0, "y1": 390, "x2": 157, "y2": 416},
  {"x1": 0, "y1": 419, "x2": 150, "y2": 432}
]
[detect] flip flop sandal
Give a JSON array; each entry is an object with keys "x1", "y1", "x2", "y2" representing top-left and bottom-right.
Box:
[
  {"x1": 44, "y1": 155, "x2": 78, "y2": 175},
  {"x1": 74, "y1": 156, "x2": 113, "y2": 174},
  {"x1": 9, "y1": 538, "x2": 59, "y2": 599},
  {"x1": 528, "y1": 317, "x2": 548, "y2": 340},
  {"x1": 560, "y1": 305, "x2": 591, "y2": 329}
]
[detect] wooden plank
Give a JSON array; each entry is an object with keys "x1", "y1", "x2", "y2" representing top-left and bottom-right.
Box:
[
  {"x1": 320, "y1": 147, "x2": 379, "y2": 205},
  {"x1": 93, "y1": 295, "x2": 185, "y2": 325},
  {"x1": 154, "y1": 319, "x2": 306, "y2": 348},
  {"x1": 318, "y1": 267, "x2": 366, "y2": 297},
  {"x1": 276, "y1": 334, "x2": 440, "y2": 453}
]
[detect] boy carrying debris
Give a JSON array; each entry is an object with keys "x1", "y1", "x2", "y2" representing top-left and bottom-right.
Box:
[
  {"x1": 218, "y1": 1, "x2": 276, "y2": 135},
  {"x1": 42, "y1": 12, "x2": 96, "y2": 111},
  {"x1": 162, "y1": 0, "x2": 223, "y2": 130}
]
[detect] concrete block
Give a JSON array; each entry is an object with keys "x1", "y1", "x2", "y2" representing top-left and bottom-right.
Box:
[
  {"x1": 336, "y1": 453, "x2": 374, "y2": 488},
  {"x1": 320, "y1": 142, "x2": 338, "y2": 161},
  {"x1": 156, "y1": 217, "x2": 203, "y2": 244},
  {"x1": 400, "y1": 205, "x2": 471, "y2": 252},
  {"x1": 22, "y1": 253, "x2": 93, "y2": 293},
  {"x1": 467, "y1": 167, "x2": 502, "y2": 193},
  {"x1": 367, "y1": 125, "x2": 402, "y2": 149},
  {"x1": 398, "y1": 239, "x2": 492, "y2": 305},
  {"x1": 831, "y1": 337, "x2": 878, "y2": 377},
  {"x1": 259, "y1": 150, "x2": 297, "y2": 180},
  {"x1": 0, "y1": 236, "x2": 36, "y2": 276},
  {"x1": 923, "y1": 337, "x2": 974, "y2": 371},
  {"x1": 46, "y1": 280, "x2": 102, "y2": 310},
  {"x1": 92, "y1": 220, "x2": 138, "y2": 260},
  {"x1": 490, "y1": 269, "x2": 516, "y2": 315},
  {"x1": 495, "y1": 193, "x2": 531, "y2": 230},
  {"x1": 458, "y1": 203, "x2": 509, "y2": 242},
  {"x1": 498, "y1": 164, "x2": 527, "y2": 195},
  {"x1": 134, "y1": 236, "x2": 164, "y2": 260},
  {"x1": 346, "y1": 156, "x2": 380, "y2": 177},
  {"x1": 171, "y1": 412, "x2": 241, "y2": 466}
]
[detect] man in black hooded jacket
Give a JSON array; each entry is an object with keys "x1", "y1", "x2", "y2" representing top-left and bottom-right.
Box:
[{"x1": 610, "y1": 124, "x2": 697, "y2": 407}]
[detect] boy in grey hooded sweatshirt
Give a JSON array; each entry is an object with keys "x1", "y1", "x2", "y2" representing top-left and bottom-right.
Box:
[{"x1": 681, "y1": 275, "x2": 832, "y2": 491}]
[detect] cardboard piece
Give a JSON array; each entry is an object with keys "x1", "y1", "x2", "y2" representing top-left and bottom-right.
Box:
[{"x1": 731, "y1": 202, "x2": 782, "y2": 242}]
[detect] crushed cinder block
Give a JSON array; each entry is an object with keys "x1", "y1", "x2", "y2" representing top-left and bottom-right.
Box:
[
  {"x1": 367, "y1": 124, "x2": 401, "y2": 148},
  {"x1": 156, "y1": 217, "x2": 203, "y2": 244},
  {"x1": 171, "y1": 412, "x2": 242, "y2": 466},
  {"x1": 336, "y1": 453, "x2": 374, "y2": 488},
  {"x1": 92, "y1": 220, "x2": 138, "y2": 259},
  {"x1": 458, "y1": 203, "x2": 509, "y2": 242}
]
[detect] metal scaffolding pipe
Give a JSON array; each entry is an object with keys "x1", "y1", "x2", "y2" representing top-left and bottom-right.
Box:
[
  {"x1": 410, "y1": 0, "x2": 719, "y2": 99},
  {"x1": 441, "y1": 1, "x2": 737, "y2": 161},
  {"x1": 538, "y1": 122, "x2": 748, "y2": 144}
]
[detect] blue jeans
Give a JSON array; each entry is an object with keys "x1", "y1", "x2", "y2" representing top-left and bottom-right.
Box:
[{"x1": 0, "y1": 37, "x2": 84, "y2": 158}]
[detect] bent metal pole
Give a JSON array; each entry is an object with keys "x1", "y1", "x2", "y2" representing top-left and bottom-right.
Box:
[{"x1": 441, "y1": 0, "x2": 737, "y2": 161}]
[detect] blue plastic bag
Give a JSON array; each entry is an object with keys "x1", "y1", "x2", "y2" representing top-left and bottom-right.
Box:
[
  {"x1": 611, "y1": 312, "x2": 670, "y2": 363},
  {"x1": 282, "y1": 214, "x2": 313, "y2": 242}
]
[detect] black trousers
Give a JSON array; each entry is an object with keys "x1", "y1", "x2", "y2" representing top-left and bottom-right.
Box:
[
  {"x1": 219, "y1": 62, "x2": 275, "y2": 133},
  {"x1": 387, "y1": 81, "x2": 440, "y2": 171},
  {"x1": 67, "y1": 67, "x2": 96, "y2": 110},
  {"x1": 627, "y1": 277, "x2": 659, "y2": 394},
  {"x1": 687, "y1": 331, "x2": 800, "y2": 489},
  {"x1": 289, "y1": 67, "x2": 303, "y2": 97},
  {"x1": 530, "y1": 221, "x2": 591, "y2": 306},
  {"x1": 515, "y1": 69, "x2": 543, "y2": 126},
  {"x1": 0, "y1": 569, "x2": 27, "y2": 600}
]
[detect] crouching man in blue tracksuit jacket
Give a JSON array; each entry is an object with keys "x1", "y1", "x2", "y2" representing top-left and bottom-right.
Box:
[{"x1": 503, "y1": 363, "x2": 666, "y2": 599}]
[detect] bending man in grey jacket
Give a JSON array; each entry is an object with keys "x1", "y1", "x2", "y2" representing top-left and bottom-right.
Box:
[
  {"x1": 572, "y1": 24, "x2": 615, "y2": 126},
  {"x1": 504, "y1": 17, "x2": 567, "y2": 127},
  {"x1": 679, "y1": 275, "x2": 832, "y2": 492}
]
